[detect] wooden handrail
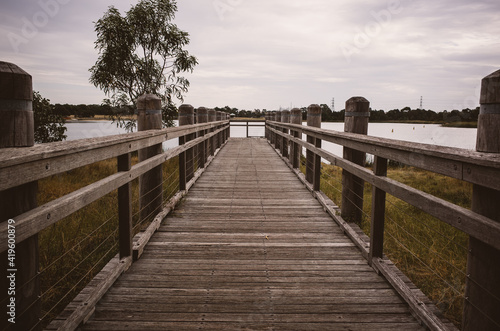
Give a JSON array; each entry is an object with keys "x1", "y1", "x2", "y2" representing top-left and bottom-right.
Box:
[
  {"x1": 0, "y1": 124, "x2": 228, "y2": 253},
  {"x1": 266, "y1": 125, "x2": 500, "y2": 250},
  {"x1": 268, "y1": 121, "x2": 500, "y2": 190},
  {"x1": 230, "y1": 119, "x2": 266, "y2": 138},
  {"x1": 0, "y1": 121, "x2": 228, "y2": 192}
]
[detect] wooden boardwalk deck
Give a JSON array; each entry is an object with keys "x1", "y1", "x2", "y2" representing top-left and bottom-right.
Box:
[{"x1": 81, "y1": 138, "x2": 426, "y2": 330}]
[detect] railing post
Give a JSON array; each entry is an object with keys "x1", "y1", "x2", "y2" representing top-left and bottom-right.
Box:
[
  {"x1": 216, "y1": 111, "x2": 222, "y2": 148},
  {"x1": 208, "y1": 109, "x2": 216, "y2": 157},
  {"x1": 463, "y1": 69, "x2": 500, "y2": 330},
  {"x1": 264, "y1": 112, "x2": 269, "y2": 140},
  {"x1": 179, "y1": 104, "x2": 194, "y2": 190},
  {"x1": 306, "y1": 105, "x2": 321, "y2": 191},
  {"x1": 0, "y1": 62, "x2": 40, "y2": 330},
  {"x1": 215, "y1": 111, "x2": 222, "y2": 148},
  {"x1": 118, "y1": 153, "x2": 132, "y2": 259},
  {"x1": 224, "y1": 113, "x2": 227, "y2": 141},
  {"x1": 369, "y1": 156, "x2": 388, "y2": 266},
  {"x1": 281, "y1": 110, "x2": 290, "y2": 159},
  {"x1": 275, "y1": 111, "x2": 281, "y2": 151},
  {"x1": 341, "y1": 97, "x2": 370, "y2": 225},
  {"x1": 270, "y1": 112, "x2": 276, "y2": 146},
  {"x1": 290, "y1": 108, "x2": 302, "y2": 169},
  {"x1": 197, "y1": 107, "x2": 208, "y2": 169},
  {"x1": 137, "y1": 94, "x2": 163, "y2": 221}
]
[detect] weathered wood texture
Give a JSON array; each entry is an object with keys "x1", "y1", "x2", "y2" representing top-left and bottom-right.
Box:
[
  {"x1": 0, "y1": 62, "x2": 40, "y2": 331},
  {"x1": 342, "y1": 97, "x2": 370, "y2": 225},
  {"x1": 268, "y1": 125, "x2": 500, "y2": 251},
  {"x1": 269, "y1": 137, "x2": 458, "y2": 331},
  {"x1": 179, "y1": 104, "x2": 195, "y2": 191},
  {"x1": 80, "y1": 138, "x2": 426, "y2": 331},
  {"x1": 230, "y1": 120, "x2": 266, "y2": 138},
  {"x1": 196, "y1": 107, "x2": 208, "y2": 169},
  {"x1": 306, "y1": 105, "x2": 321, "y2": 188},
  {"x1": 369, "y1": 156, "x2": 388, "y2": 265},
  {"x1": 137, "y1": 94, "x2": 163, "y2": 222},
  {"x1": 290, "y1": 108, "x2": 302, "y2": 169},
  {"x1": 118, "y1": 153, "x2": 132, "y2": 259},
  {"x1": 274, "y1": 111, "x2": 281, "y2": 151},
  {"x1": 0, "y1": 122, "x2": 224, "y2": 192},
  {"x1": 0, "y1": 126, "x2": 228, "y2": 253},
  {"x1": 463, "y1": 69, "x2": 500, "y2": 331},
  {"x1": 208, "y1": 109, "x2": 216, "y2": 157},
  {"x1": 281, "y1": 110, "x2": 290, "y2": 158},
  {"x1": 269, "y1": 122, "x2": 500, "y2": 192}
]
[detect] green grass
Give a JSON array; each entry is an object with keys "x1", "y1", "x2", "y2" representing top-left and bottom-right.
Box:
[
  {"x1": 316, "y1": 161, "x2": 469, "y2": 328},
  {"x1": 442, "y1": 121, "x2": 477, "y2": 128},
  {"x1": 37, "y1": 155, "x2": 179, "y2": 328}
]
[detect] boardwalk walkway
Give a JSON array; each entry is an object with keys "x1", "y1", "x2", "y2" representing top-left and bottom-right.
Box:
[{"x1": 81, "y1": 138, "x2": 426, "y2": 330}]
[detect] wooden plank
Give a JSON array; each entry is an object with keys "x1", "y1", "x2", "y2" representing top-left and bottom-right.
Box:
[
  {"x1": 372, "y1": 258, "x2": 454, "y2": 331},
  {"x1": 132, "y1": 141, "x2": 223, "y2": 260},
  {"x1": 45, "y1": 255, "x2": 132, "y2": 330},
  {"x1": 81, "y1": 321, "x2": 425, "y2": 331},
  {"x1": 78, "y1": 138, "x2": 429, "y2": 331}
]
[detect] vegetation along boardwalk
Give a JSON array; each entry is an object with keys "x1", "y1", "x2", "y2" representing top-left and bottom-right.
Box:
[{"x1": 79, "y1": 138, "x2": 426, "y2": 330}]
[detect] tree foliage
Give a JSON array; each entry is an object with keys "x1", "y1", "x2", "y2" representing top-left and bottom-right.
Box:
[
  {"x1": 89, "y1": 0, "x2": 198, "y2": 129},
  {"x1": 33, "y1": 91, "x2": 67, "y2": 143}
]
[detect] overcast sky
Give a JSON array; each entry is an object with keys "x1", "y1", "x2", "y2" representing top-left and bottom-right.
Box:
[{"x1": 1, "y1": 0, "x2": 499, "y2": 112}]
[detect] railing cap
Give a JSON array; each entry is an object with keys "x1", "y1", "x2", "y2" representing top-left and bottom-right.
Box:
[{"x1": 0, "y1": 62, "x2": 32, "y2": 100}]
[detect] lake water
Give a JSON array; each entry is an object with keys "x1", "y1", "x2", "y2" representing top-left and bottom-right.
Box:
[{"x1": 65, "y1": 121, "x2": 478, "y2": 161}]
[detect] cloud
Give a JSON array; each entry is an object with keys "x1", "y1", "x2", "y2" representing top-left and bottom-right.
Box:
[{"x1": 0, "y1": 0, "x2": 498, "y2": 111}]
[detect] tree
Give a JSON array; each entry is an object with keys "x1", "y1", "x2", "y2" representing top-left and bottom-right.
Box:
[
  {"x1": 320, "y1": 104, "x2": 333, "y2": 121},
  {"x1": 89, "y1": 0, "x2": 198, "y2": 129},
  {"x1": 33, "y1": 91, "x2": 67, "y2": 143}
]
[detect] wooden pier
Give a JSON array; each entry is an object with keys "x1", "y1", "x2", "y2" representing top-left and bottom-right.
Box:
[
  {"x1": 79, "y1": 139, "x2": 426, "y2": 330},
  {"x1": 2, "y1": 64, "x2": 500, "y2": 330}
]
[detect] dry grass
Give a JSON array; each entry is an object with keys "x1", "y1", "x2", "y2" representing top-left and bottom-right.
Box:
[
  {"x1": 315, "y1": 161, "x2": 469, "y2": 328},
  {"x1": 37, "y1": 155, "x2": 179, "y2": 328}
]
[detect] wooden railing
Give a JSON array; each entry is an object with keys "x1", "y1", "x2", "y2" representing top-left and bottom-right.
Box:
[
  {"x1": 230, "y1": 119, "x2": 266, "y2": 138},
  {"x1": 0, "y1": 63, "x2": 231, "y2": 331},
  {"x1": 1, "y1": 61, "x2": 498, "y2": 331},
  {"x1": 265, "y1": 70, "x2": 500, "y2": 331}
]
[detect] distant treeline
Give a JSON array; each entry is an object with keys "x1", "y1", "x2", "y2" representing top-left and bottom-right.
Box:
[
  {"x1": 53, "y1": 103, "x2": 117, "y2": 118},
  {"x1": 215, "y1": 104, "x2": 479, "y2": 123},
  {"x1": 53, "y1": 103, "x2": 479, "y2": 124}
]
